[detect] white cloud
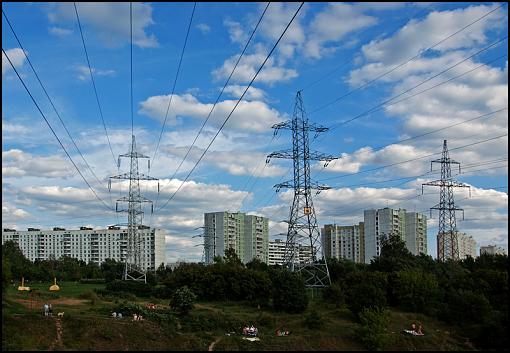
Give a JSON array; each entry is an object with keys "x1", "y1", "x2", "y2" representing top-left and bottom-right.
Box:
[
  {"x1": 196, "y1": 23, "x2": 210, "y2": 34},
  {"x1": 360, "y1": 4, "x2": 505, "y2": 65},
  {"x1": 139, "y1": 93, "x2": 284, "y2": 132},
  {"x1": 2, "y1": 48, "x2": 27, "y2": 75},
  {"x1": 223, "y1": 85, "x2": 266, "y2": 101},
  {"x1": 212, "y1": 51, "x2": 298, "y2": 85},
  {"x1": 2, "y1": 149, "x2": 75, "y2": 178},
  {"x1": 305, "y1": 3, "x2": 378, "y2": 59},
  {"x1": 48, "y1": 26, "x2": 73, "y2": 36},
  {"x1": 75, "y1": 65, "x2": 116, "y2": 81},
  {"x1": 47, "y1": 2, "x2": 158, "y2": 48}
]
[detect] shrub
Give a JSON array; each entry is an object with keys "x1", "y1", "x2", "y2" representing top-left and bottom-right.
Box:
[
  {"x1": 170, "y1": 286, "x2": 197, "y2": 316},
  {"x1": 346, "y1": 281, "x2": 387, "y2": 317},
  {"x1": 322, "y1": 282, "x2": 345, "y2": 308},
  {"x1": 304, "y1": 309, "x2": 324, "y2": 330},
  {"x1": 356, "y1": 307, "x2": 390, "y2": 351},
  {"x1": 271, "y1": 269, "x2": 308, "y2": 313}
]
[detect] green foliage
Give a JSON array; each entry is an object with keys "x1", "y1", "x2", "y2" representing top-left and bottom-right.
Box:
[
  {"x1": 391, "y1": 270, "x2": 442, "y2": 315},
  {"x1": 270, "y1": 269, "x2": 308, "y2": 313},
  {"x1": 369, "y1": 233, "x2": 416, "y2": 272},
  {"x1": 304, "y1": 309, "x2": 324, "y2": 330},
  {"x1": 104, "y1": 280, "x2": 153, "y2": 298},
  {"x1": 322, "y1": 281, "x2": 345, "y2": 308},
  {"x1": 356, "y1": 307, "x2": 390, "y2": 351},
  {"x1": 170, "y1": 286, "x2": 197, "y2": 315},
  {"x1": 346, "y1": 281, "x2": 387, "y2": 318}
]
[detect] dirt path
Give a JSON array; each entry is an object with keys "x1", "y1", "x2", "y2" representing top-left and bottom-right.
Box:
[
  {"x1": 48, "y1": 318, "x2": 63, "y2": 351},
  {"x1": 208, "y1": 337, "x2": 222, "y2": 351}
]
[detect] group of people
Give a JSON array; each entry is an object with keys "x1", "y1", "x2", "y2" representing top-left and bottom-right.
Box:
[
  {"x1": 403, "y1": 322, "x2": 424, "y2": 336},
  {"x1": 275, "y1": 328, "x2": 291, "y2": 336},
  {"x1": 146, "y1": 303, "x2": 157, "y2": 310},
  {"x1": 132, "y1": 313, "x2": 144, "y2": 322},
  {"x1": 43, "y1": 303, "x2": 53, "y2": 317},
  {"x1": 242, "y1": 325, "x2": 258, "y2": 336},
  {"x1": 111, "y1": 312, "x2": 123, "y2": 319}
]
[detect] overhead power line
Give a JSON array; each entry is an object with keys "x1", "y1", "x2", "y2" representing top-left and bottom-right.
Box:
[
  {"x1": 155, "y1": 2, "x2": 271, "y2": 199},
  {"x1": 2, "y1": 8, "x2": 106, "y2": 191},
  {"x1": 3, "y1": 48, "x2": 113, "y2": 211},
  {"x1": 152, "y1": 2, "x2": 197, "y2": 166},
  {"x1": 318, "y1": 133, "x2": 508, "y2": 182},
  {"x1": 73, "y1": 3, "x2": 118, "y2": 169},
  {"x1": 156, "y1": 2, "x2": 305, "y2": 212},
  {"x1": 308, "y1": 3, "x2": 504, "y2": 116}
]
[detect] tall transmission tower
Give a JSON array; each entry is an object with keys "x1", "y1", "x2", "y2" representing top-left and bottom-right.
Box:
[
  {"x1": 266, "y1": 91, "x2": 337, "y2": 287},
  {"x1": 422, "y1": 139, "x2": 470, "y2": 261},
  {"x1": 109, "y1": 135, "x2": 159, "y2": 282}
]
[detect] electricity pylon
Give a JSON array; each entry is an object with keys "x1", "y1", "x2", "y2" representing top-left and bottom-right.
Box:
[
  {"x1": 422, "y1": 139, "x2": 470, "y2": 261},
  {"x1": 109, "y1": 135, "x2": 159, "y2": 282},
  {"x1": 266, "y1": 91, "x2": 337, "y2": 287}
]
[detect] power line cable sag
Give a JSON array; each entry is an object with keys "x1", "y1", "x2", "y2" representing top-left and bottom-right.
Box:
[
  {"x1": 2, "y1": 9, "x2": 106, "y2": 193},
  {"x1": 153, "y1": 2, "x2": 271, "y2": 204},
  {"x1": 2, "y1": 48, "x2": 113, "y2": 211},
  {"x1": 308, "y1": 4, "x2": 504, "y2": 116},
  {"x1": 73, "y1": 3, "x2": 118, "y2": 170},
  {"x1": 151, "y1": 2, "x2": 197, "y2": 166},
  {"x1": 156, "y1": 2, "x2": 304, "y2": 212},
  {"x1": 314, "y1": 106, "x2": 507, "y2": 180}
]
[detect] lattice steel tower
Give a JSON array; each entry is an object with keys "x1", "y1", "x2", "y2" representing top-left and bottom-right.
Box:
[
  {"x1": 266, "y1": 91, "x2": 337, "y2": 287},
  {"x1": 109, "y1": 135, "x2": 159, "y2": 282},
  {"x1": 422, "y1": 140, "x2": 470, "y2": 261}
]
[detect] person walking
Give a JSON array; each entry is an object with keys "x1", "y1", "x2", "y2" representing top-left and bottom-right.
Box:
[
  {"x1": 43, "y1": 303, "x2": 49, "y2": 317},
  {"x1": 48, "y1": 303, "x2": 53, "y2": 317}
]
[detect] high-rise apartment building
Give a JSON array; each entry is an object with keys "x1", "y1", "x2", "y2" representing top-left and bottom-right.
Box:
[
  {"x1": 438, "y1": 231, "x2": 477, "y2": 259},
  {"x1": 405, "y1": 212, "x2": 428, "y2": 256},
  {"x1": 1, "y1": 226, "x2": 166, "y2": 271},
  {"x1": 267, "y1": 238, "x2": 312, "y2": 266},
  {"x1": 480, "y1": 245, "x2": 506, "y2": 256},
  {"x1": 203, "y1": 212, "x2": 268, "y2": 264},
  {"x1": 321, "y1": 222, "x2": 365, "y2": 263},
  {"x1": 364, "y1": 207, "x2": 427, "y2": 263}
]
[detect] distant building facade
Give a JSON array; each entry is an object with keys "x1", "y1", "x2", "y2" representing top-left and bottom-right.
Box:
[
  {"x1": 267, "y1": 238, "x2": 312, "y2": 266},
  {"x1": 437, "y1": 231, "x2": 477, "y2": 260},
  {"x1": 203, "y1": 212, "x2": 268, "y2": 264},
  {"x1": 1, "y1": 226, "x2": 166, "y2": 271},
  {"x1": 364, "y1": 207, "x2": 427, "y2": 263},
  {"x1": 480, "y1": 244, "x2": 507, "y2": 256},
  {"x1": 321, "y1": 222, "x2": 365, "y2": 263}
]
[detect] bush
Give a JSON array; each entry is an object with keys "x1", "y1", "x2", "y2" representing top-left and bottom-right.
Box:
[
  {"x1": 271, "y1": 269, "x2": 308, "y2": 313},
  {"x1": 346, "y1": 281, "x2": 387, "y2": 317},
  {"x1": 356, "y1": 307, "x2": 390, "y2": 351},
  {"x1": 304, "y1": 309, "x2": 324, "y2": 330},
  {"x1": 170, "y1": 286, "x2": 197, "y2": 315},
  {"x1": 391, "y1": 270, "x2": 442, "y2": 315},
  {"x1": 322, "y1": 282, "x2": 345, "y2": 308}
]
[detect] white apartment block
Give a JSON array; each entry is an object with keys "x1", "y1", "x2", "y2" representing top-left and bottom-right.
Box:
[
  {"x1": 364, "y1": 208, "x2": 428, "y2": 264},
  {"x1": 405, "y1": 212, "x2": 428, "y2": 256},
  {"x1": 2, "y1": 226, "x2": 166, "y2": 271},
  {"x1": 267, "y1": 238, "x2": 312, "y2": 266},
  {"x1": 480, "y1": 244, "x2": 507, "y2": 256},
  {"x1": 321, "y1": 223, "x2": 365, "y2": 263},
  {"x1": 437, "y1": 231, "x2": 477, "y2": 260},
  {"x1": 204, "y1": 212, "x2": 268, "y2": 265}
]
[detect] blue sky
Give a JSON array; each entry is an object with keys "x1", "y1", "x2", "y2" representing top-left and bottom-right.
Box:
[{"x1": 2, "y1": 2, "x2": 508, "y2": 263}]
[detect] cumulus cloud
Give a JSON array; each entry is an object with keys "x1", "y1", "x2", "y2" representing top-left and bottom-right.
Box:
[
  {"x1": 75, "y1": 65, "x2": 116, "y2": 81},
  {"x1": 196, "y1": 23, "x2": 210, "y2": 34},
  {"x1": 360, "y1": 4, "x2": 505, "y2": 65},
  {"x1": 48, "y1": 26, "x2": 73, "y2": 36},
  {"x1": 138, "y1": 93, "x2": 284, "y2": 132},
  {"x1": 223, "y1": 85, "x2": 267, "y2": 101},
  {"x1": 2, "y1": 48, "x2": 27, "y2": 75},
  {"x1": 305, "y1": 3, "x2": 378, "y2": 59},
  {"x1": 2, "y1": 149, "x2": 75, "y2": 179},
  {"x1": 47, "y1": 2, "x2": 158, "y2": 48}
]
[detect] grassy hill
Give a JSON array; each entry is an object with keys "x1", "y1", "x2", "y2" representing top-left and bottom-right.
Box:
[{"x1": 2, "y1": 281, "x2": 474, "y2": 351}]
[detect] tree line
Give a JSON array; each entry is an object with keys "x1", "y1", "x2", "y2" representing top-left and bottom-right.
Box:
[{"x1": 2, "y1": 236, "x2": 508, "y2": 350}]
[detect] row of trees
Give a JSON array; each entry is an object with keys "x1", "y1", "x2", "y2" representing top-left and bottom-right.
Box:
[{"x1": 3, "y1": 237, "x2": 507, "y2": 349}]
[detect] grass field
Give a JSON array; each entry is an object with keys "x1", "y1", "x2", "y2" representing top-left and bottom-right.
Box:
[{"x1": 2, "y1": 282, "x2": 474, "y2": 351}]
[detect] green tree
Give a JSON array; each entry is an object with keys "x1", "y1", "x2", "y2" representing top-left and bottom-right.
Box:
[
  {"x1": 370, "y1": 233, "x2": 415, "y2": 272},
  {"x1": 170, "y1": 286, "x2": 197, "y2": 315},
  {"x1": 357, "y1": 307, "x2": 390, "y2": 350},
  {"x1": 271, "y1": 269, "x2": 308, "y2": 313},
  {"x1": 391, "y1": 269, "x2": 442, "y2": 315}
]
